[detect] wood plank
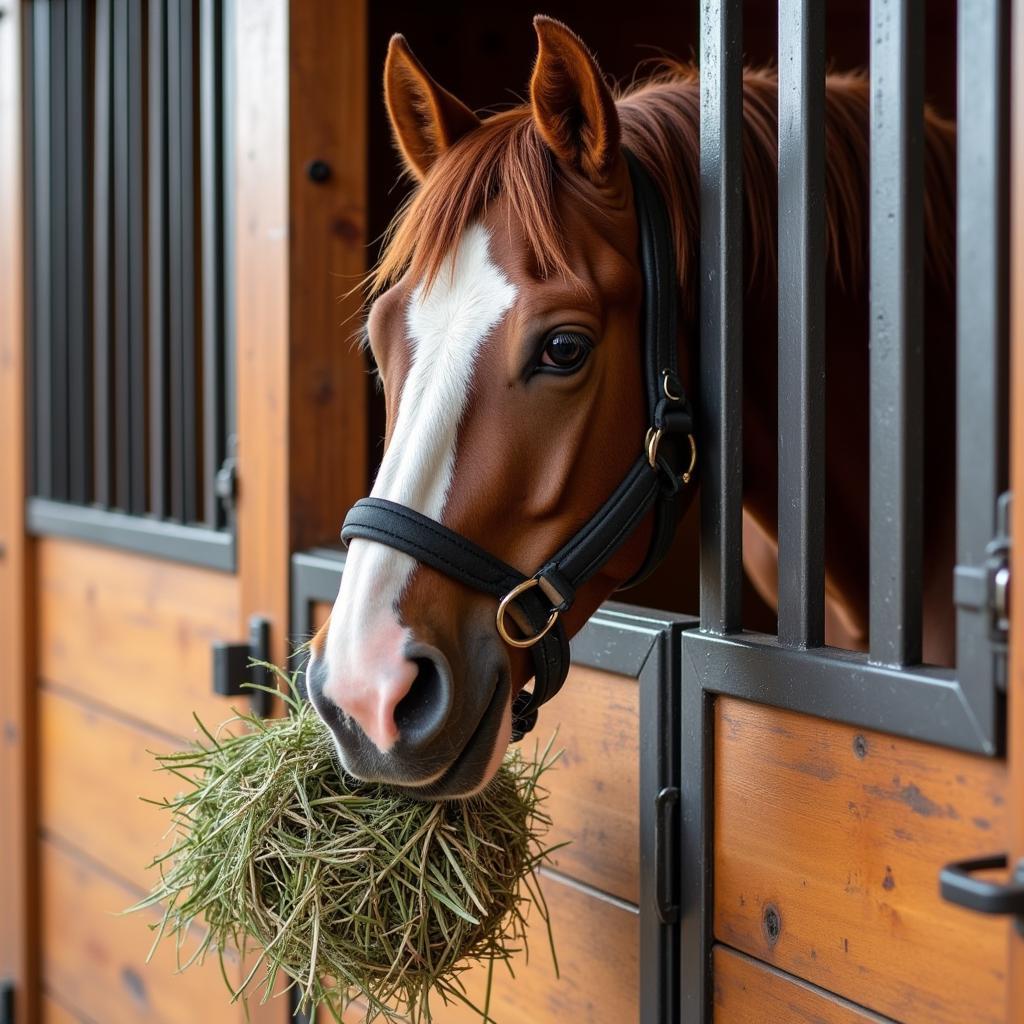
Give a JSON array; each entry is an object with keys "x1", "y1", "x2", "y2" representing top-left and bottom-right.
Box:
[
  {"x1": 0, "y1": 0, "x2": 38, "y2": 1017},
  {"x1": 533, "y1": 665, "x2": 639, "y2": 904},
  {"x1": 714, "y1": 697, "x2": 1008, "y2": 1024},
  {"x1": 288, "y1": 0, "x2": 369, "y2": 549},
  {"x1": 39, "y1": 687, "x2": 186, "y2": 893},
  {"x1": 235, "y1": 0, "x2": 291, "y2": 678},
  {"x1": 42, "y1": 992, "x2": 86, "y2": 1024},
  {"x1": 418, "y1": 873, "x2": 637, "y2": 1024},
  {"x1": 37, "y1": 537, "x2": 242, "y2": 739},
  {"x1": 713, "y1": 946, "x2": 892, "y2": 1023},
  {"x1": 41, "y1": 840, "x2": 253, "y2": 1024},
  {"x1": 1008, "y1": 0, "x2": 1024, "y2": 1006}
]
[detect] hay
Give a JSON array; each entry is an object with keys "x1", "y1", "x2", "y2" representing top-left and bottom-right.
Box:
[{"x1": 133, "y1": 667, "x2": 561, "y2": 1023}]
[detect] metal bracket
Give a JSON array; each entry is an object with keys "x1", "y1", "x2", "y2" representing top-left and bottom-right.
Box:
[
  {"x1": 954, "y1": 490, "x2": 1011, "y2": 692},
  {"x1": 212, "y1": 616, "x2": 274, "y2": 717},
  {"x1": 654, "y1": 786, "x2": 680, "y2": 924}
]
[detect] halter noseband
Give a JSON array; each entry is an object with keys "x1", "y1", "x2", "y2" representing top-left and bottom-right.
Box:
[{"x1": 341, "y1": 150, "x2": 696, "y2": 740}]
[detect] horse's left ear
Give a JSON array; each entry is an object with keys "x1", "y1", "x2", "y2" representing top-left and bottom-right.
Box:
[{"x1": 530, "y1": 16, "x2": 621, "y2": 185}]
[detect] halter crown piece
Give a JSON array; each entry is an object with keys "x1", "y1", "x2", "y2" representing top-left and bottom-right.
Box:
[{"x1": 341, "y1": 150, "x2": 696, "y2": 740}]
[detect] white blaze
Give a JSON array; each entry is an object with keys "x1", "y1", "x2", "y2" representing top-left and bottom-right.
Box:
[{"x1": 319, "y1": 224, "x2": 517, "y2": 750}]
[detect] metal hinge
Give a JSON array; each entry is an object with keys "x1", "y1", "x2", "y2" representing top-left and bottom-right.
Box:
[
  {"x1": 212, "y1": 616, "x2": 274, "y2": 717},
  {"x1": 215, "y1": 434, "x2": 239, "y2": 520},
  {"x1": 954, "y1": 491, "x2": 1011, "y2": 692},
  {"x1": 1, "y1": 979, "x2": 14, "y2": 1024}
]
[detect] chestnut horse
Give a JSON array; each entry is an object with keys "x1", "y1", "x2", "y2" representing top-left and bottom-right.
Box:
[{"x1": 307, "y1": 17, "x2": 956, "y2": 798}]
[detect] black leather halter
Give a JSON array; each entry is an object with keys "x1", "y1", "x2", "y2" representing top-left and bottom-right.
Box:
[{"x1": 341, "y1": 150, "x2": 696, "y2": 740}]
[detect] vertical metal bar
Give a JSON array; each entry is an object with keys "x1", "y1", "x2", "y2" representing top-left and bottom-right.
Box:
[
  {"x1": 49, "y1": 0, "x2": 68, "y2": 501},
  {"x1": 699, "y1": 0, "x2": 744, "y2": 634},
  {"x1": 127, "y1": 0, "x2": 147, "y2": 514},
  {"x1": 23, "y1": 2, "x2": 37, "y2": 498},
  {"x1": 32, "y1": 0, "x2": 53, "y2": 499},
  {"x1": 955, "y1": 0, "x2": 1009, "y2": 745},
  {"x1": 113, "y1": 0, "x2": 131, "y2": 510},
  {"x1": 200, "y1": 0, "x2": 225, "y2": 528},
  {"x1": 869, "y1": 0, "x2": 924, "y2": 667},
  {"x1": 777, "y1": 0, "x2": 825, "y2": 648},
  {"x1": 93, "y1": 0, "x2": 115, "y2": 507},
  {"x1": 179, "y1": 0, "x2": 198, "y2": 523},
  {"x1": 148, "y1": 0, "x2": 169, "y2": 518},
  {"x1": 221, "y1": 0, "x2": 238, "y2": 533},
  {"x1": 66, "y1": 0, "x2": 92, "y2": 505},
  {"x1": 167, "y1": 0, "x2": 185, "y2": 521}
]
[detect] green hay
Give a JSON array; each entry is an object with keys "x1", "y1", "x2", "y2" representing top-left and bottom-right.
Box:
[{"x1": 132, "y1": 665, "x2": 561, "y2": 1023}]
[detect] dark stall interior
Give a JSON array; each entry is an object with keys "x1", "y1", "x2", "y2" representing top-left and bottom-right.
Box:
[{"x1": 357, "y1": 2, "x2": 958, "y2": 629}]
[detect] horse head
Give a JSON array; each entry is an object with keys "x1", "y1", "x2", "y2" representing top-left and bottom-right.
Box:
[{"x1": 307, "y1": 17, "x2": 697, "y2": 798}]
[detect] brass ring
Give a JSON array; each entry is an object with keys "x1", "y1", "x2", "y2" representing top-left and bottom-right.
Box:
[
  {"x1": 645, "y1": 428, "x2": 698, "y2": 485},
  {"x1": 496, "y1": 577, "x2": 560, "y2": 649},
  {"x1": 663, "y1": 372, "x2": 682, "y2": 402}
]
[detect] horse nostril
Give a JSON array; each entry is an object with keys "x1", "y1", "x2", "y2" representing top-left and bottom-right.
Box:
[{"x1": 394, "y1": 653, "x2": 452, "y2": 748}]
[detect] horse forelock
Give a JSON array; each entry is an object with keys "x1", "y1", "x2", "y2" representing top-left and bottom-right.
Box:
[{"x1": 371, "y1": 62, "x2": 956, "y2": 317}]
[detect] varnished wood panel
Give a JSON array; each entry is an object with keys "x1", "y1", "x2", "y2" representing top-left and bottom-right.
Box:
[
  {"x1": 42, "y1": 993, "x2": 85, "y2": 1024},
  {"x1": 0, "y1": 1, "x2": 37, "y2": 1016},
  {"x1": 713, "y1": 946, "x2": 891, "y2": 1023},
  {"x1": 289, "y1": 0, "x2": 369, "y2": 549},
  {"x1": 714, "y1": 698, "x2": 1008, "y2": 1024},
  {"x1": 39, "y1": 687, "x2": 184, "y2": 893},
  {"x1": 41, "y1": 840, "x2": 250, "y2": 1024},
  {"x1": 37, "y1": 537, "x2": 241, "y2": 739},
  {"x1": 534, "y1": 665, "x2": 639, "y2": 904}
]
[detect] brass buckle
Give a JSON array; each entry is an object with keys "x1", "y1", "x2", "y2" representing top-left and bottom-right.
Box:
[
  {"x1": 496, "y1": 577, "x2": 560, "y2": 649},
  {"x1": 646, "y1": 427, "x2": 697, "y2": 485}
]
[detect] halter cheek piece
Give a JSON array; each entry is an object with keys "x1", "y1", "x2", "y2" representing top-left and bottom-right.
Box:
[{"x1": 341, "y1": 151, "x2": 696, "y2": 741}]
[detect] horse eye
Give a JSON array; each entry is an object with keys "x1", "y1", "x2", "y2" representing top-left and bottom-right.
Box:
[{"x1": 540, "y1": 332, "x2": 591, "y2": 372}]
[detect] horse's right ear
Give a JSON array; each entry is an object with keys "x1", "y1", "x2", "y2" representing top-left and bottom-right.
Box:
[
  {"x1": 384, "y1": 34, "x2": 480, "y2": 181},
  {"x1": 530, "y1": 16, "x2": 620, "y2": 185}
]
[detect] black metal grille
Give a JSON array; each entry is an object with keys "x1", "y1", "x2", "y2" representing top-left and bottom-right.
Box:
[
  {"x1": 683, "y1": 1, "x2": 1011, "y2": 1017},
  {"x1": 24, "y1": 0, "x2": 235, "y2": 570}
]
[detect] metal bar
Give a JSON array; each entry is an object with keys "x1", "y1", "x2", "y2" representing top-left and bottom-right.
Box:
[
  {"x1": 179, "y1": 0, "x2": 198, "y2": 523},
  {"x1": 698, "y1": 0, "x2": 744, "y2": 634},
  {"x1": 127, "y1": 0, "x2": 147, "y2": 514},
  {"x1": 26, "y1": 497, "x2": 236, "y2": 572},
  {"x1": 955, "y1": 0, "x2": 1009, "y2": 746},
  {"x1": 32, "y1": 0, "x2": 53, "y2": 499},
  {"x1": 777, "y1": 0, "x2": 825, "y2": 649},
  {"x1": 93, "y1": 0, "x2": 115, "y2": 507},
  {"x1": 199, "y1": 0, "x2": 225, "y2": 528},
  {"x1": 221, "y1": 0, "x2": 237, "y2": 520},
  {"x1": 682, "y1": 628, "x2": 991, "y2": 754},
  {"x1": 66, "y1": 0, "x2": 92, "y2": 505},
  {"x1": 148, "y1": 0, "x2": 169, "y2": 518},
  {"x1": 167, "y1": 0, "x2": 185, "y2": 521},
  {"x1": 49, "y1": 0, "x2": 68, "y2": 501},
  {"x1": 868, "y1": 0, "x2": 924, "y2": 667},
  {"x1": 23, "y1": 2, "x2": 37, "y2": 498},
  {"x1": 113, "y1": 0, "x2": 131, "y2": 510}
]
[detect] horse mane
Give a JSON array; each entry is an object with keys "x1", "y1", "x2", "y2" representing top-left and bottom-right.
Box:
[{"x1": 372, "y1": 63, "x2": 956, "y2": 316}]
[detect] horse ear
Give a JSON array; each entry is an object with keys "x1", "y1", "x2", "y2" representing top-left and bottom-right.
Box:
[
  {"x1": 384, "y1": 34, "x2": 480, "y2": 181},
  {"x1": 530, "y1": 16, "x2": 620, "y2": 184}
]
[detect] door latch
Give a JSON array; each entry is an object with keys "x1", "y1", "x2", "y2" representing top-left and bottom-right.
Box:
[
  {"x1": 954, "y1": 490, "x2": 1011, "y2": 691},
  {"x1": 940, "y1": 853, "x2": 1024, "y2": 936},
  {"x1": 212, "y1": 616, "x2": 274, "y2": 717}
]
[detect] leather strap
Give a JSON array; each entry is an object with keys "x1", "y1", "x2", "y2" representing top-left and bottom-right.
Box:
[{"x1": 339, "y1": 150, "x2": 694, "y2": 739}]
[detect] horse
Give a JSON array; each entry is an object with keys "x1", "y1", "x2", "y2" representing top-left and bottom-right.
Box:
[{"x1": 307, "y1": 16, "x2": 957, "y2": 799}]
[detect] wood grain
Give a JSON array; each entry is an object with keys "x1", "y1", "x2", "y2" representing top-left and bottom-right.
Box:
[
  {"x1": 1009, "y1": 0, "x2": 1024, "y2": 1007},
  {"x1": 289, "y1": 0, "x2": 369, "y2": 549},
  {"x1": 39, "y1": 687, "x2": 189, "y2": 893},
  {"x1": 713, "y1": 946, "x2": 893, "y2": 1023},
  {"x1": 42, "y1": 992, "x2": 85, "y2": 1024},
  {"x1": 714, "y1": 697, "x2": 1008, "y2": 1024},
  {"x1": 37, "y1": 537, "x2": 242, "y2": 739},
  {"x1": 41, "y1": 840, "x2": 254, "y2": 1024},
  {"x1": 0, "y1": 1, "x2": 37, "y2": 1016},
  {"x1": 534, "y1": 665, "x2": 640, "y2": 904}
]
